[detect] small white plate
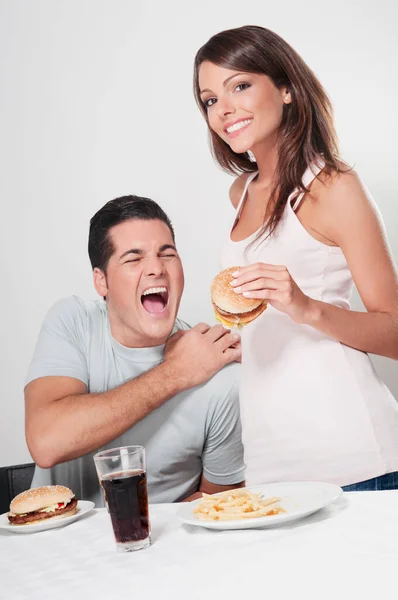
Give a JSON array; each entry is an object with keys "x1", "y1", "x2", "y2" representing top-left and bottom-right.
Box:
[
  {"x1": 0, "y1": 500, "x2": 95, "y2": 534},
  {"x1": 177, "y1": 482, "x2": 342, "y2": 530}
]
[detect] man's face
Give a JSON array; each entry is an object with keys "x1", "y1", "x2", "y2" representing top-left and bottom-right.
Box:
[{"x1": 94, "y1": 218, "x2": 184, "y2": 348}]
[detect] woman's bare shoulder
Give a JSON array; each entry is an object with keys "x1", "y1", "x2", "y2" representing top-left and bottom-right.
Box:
[
  {"x1": 314, "y1": 163, "x2": 362, "y2": 199},
  {"x1": 310, "y1": 165, "x2": 383, "y2": 244},
  {"x1": 308, "y1": 166, "x2": 373, "y2": 218},
  {"x1": 229, "y1": 173, "x2": 252, "y2": 209}
]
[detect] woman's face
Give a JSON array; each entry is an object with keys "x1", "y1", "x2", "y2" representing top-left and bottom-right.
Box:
[{"x1": 198, "y1": 61, "x2": 291, "y2": 155}]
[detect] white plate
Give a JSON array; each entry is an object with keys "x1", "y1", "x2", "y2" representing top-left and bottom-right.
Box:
[
  {"x1": 177, "y1": 482, "x2": 342, "y2": 530},
  {"x1": 0, "y1": 500, "x2": 95, "y2": 534}
]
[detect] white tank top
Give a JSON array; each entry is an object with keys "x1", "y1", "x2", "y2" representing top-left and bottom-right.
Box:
[{"x1": 220, "y1": 163, "x2": 398, "y2": 486}]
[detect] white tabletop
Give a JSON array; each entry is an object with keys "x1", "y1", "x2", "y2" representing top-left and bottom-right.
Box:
[{"x1": 1, "y1": 491, "x2": 398, "y2": 600}]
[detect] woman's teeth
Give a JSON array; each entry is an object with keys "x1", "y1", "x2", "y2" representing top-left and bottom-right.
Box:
[{"x1": 226, "y1": 119, "x2": 252, "y2": 134}]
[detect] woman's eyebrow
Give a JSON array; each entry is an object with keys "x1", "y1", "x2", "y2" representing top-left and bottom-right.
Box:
[{"x1": 200, "y1": 72, "x2": 247, "y2": 95}]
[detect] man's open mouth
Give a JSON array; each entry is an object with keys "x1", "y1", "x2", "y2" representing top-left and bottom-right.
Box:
[{"x1": 141, "y1": 287, "x2": 169, "y2": 315}]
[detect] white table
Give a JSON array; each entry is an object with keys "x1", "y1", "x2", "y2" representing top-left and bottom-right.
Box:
[{"x1": 1, "y1": 491, "x2": 398, "y2": 600}]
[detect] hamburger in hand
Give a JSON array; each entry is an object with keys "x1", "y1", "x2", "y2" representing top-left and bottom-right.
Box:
[
  {"x1": 211, "y1": 266, "x2": 267, "y2": 328},
  {"x1": 8, "y1": 485, "x2": 77, "y2": 526}
]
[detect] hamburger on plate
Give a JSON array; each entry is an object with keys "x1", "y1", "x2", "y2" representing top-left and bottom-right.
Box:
[
  {"x1": 7, "y1": 485, "x2": 77, "y2": 526},
  {"x1": 211, "y1": 266, "x2": 267, "y2": 328}
]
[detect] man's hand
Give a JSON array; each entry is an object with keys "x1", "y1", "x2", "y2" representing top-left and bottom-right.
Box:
[{"x1": 165, "y1": 323, "x2": 241, "y2": 389}]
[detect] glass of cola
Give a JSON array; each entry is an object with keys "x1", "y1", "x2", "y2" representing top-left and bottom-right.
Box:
[{"x1": 94, "y1": 445, "x2": 151, "y2": 552}]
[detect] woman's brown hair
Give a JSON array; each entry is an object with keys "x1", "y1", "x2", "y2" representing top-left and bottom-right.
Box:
[{"x1": 193, "y1": 25, "x2": 343, "y2": 240}]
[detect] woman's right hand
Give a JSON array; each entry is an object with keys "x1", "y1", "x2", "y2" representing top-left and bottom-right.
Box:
[{"x1": 230, "y1": 263, "x2": 315, "y2": 324}]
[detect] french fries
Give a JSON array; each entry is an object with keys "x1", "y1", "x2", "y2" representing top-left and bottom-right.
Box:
[{"x1": 192, "y1": 488, "x2": 285, "y2": 521}]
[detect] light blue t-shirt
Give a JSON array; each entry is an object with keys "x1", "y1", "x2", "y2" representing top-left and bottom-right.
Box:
[{"x1": 26, "y1": 296, "x2": 245, "y2": 505}]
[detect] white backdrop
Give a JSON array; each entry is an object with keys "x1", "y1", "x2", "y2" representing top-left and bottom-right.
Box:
[{"x1": 0, "y1": 0, "x2": 397, "y2": 466}]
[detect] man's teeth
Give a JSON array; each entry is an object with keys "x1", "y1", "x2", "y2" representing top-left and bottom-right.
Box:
[
  {"x1": 226, "y1": 119, "x2": 252, "y2": 134},
  {"x1": 142, "y1": 287, "x2": 167, "y2": 296}
]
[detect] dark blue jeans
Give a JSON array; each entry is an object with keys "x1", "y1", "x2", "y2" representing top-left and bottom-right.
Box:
[{"x1": 342, "y1": 470, "x2": 398, "y2": 491}]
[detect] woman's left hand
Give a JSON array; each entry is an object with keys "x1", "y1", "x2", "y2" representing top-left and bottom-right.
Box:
[{"x1": 230, "y1": 263, "x2": 313, "y2": 324}]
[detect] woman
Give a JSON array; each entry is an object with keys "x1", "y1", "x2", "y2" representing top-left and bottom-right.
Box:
[{"x1": 193, "y1": 25, "x2": 398, "y2": 490}]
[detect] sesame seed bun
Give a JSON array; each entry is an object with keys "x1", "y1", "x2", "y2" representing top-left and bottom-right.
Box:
[
  {"x1": 211, "y1": 266, "x2": 267, "y2": 327},
  {"x1": 10, "y1": 485, "x2": 75, "y2": 515}
]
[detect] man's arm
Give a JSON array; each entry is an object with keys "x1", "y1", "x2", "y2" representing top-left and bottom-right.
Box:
[
  {"x1": 182, "y1": 475, "x2": 245, "y2": 502},
  {"x1": 26, "y1": 361, "x2": 188, "y2": 469},
  {"x1": 25, "y1": 323, "x2": 241, "y2": 468},
  {"x1": 184, "y1": 376, "x2": 246, "y2": 501}
]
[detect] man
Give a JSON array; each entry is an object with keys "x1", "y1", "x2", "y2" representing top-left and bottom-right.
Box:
[{"x1": 25, "y1": 195, "x2": 244, "y2": 505}]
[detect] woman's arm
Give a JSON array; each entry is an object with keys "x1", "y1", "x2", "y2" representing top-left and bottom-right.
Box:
[
  {"x1": 230, "y1": 170, "x2": 398, "y2": 359},
  {"x1": 307, "y1": 170, "x2": 398, "y2": 357}
]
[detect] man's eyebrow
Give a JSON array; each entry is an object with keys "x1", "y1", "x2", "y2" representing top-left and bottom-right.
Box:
[
  {"x1": 119, "y1": 248, "x2": 144, "y2": 260},
  {"x1": 119, "y1": 245, "x2": 177, "y2": 260},
  {"x1": 159, "y1": 244, "x2": 177, "y2": 252},
  {"x1": 200, "y1": 72, "x2": 246, "y2": 96}
]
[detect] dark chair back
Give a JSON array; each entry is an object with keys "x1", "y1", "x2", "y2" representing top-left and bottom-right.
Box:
[{"x1": 0, "y1": 462, "x2": 35, "y2": 513}]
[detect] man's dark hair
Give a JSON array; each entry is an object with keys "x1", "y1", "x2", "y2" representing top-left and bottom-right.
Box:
[{"x1": 88, "y1": 195, "x2": 175, "y2": 271}]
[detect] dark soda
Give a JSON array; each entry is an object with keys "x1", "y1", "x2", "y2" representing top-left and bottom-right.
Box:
[{"x1": 101, "y1": 469, "x2": 150, "y2": 543}]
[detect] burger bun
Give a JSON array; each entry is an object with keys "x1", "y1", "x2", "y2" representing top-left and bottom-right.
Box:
[
  {"x1": 211, "y1": 266, "x2": 267, "y2": 327},
  {"x1": 10, "y1": 485, "x2": 75, "y2": 515}
]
